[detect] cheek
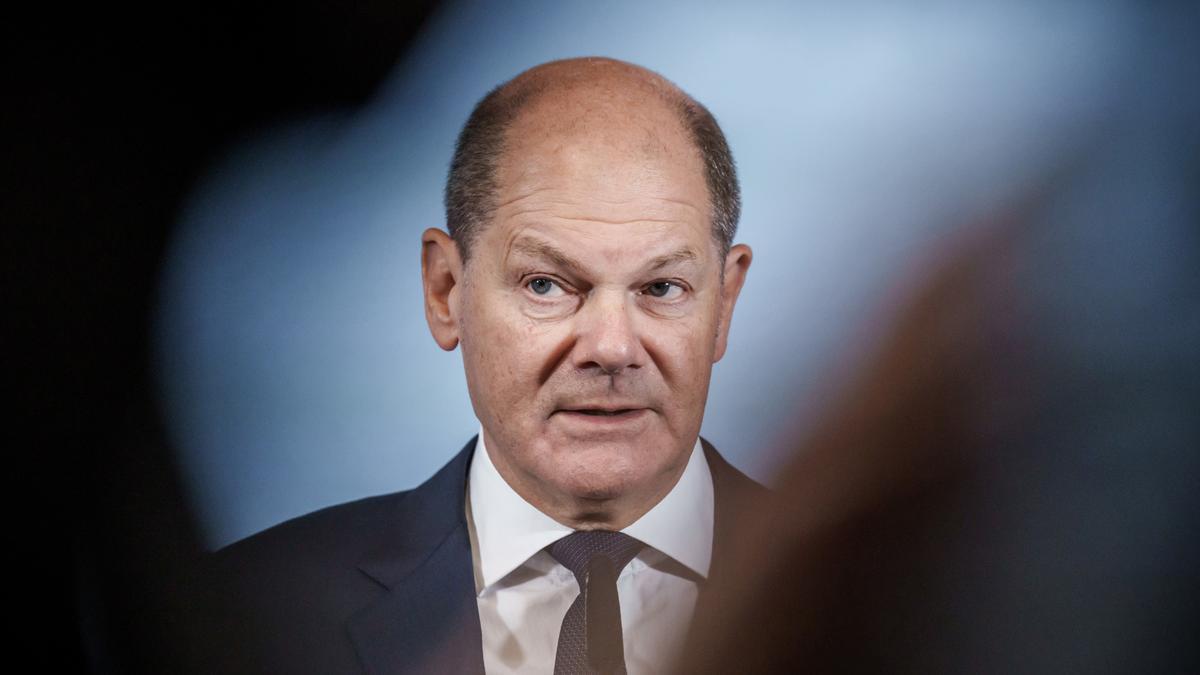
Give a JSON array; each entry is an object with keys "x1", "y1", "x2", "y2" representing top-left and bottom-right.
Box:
[
  {"x1": 464, "y1": 297, "x2": 566, "y2": 413},
  {"x1": 644, "y1": 314, "x2": 718, "y2": 389}
]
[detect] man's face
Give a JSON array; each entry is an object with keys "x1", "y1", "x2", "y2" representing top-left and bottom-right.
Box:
[{"x1": 440, "y1": 95, "x2": 749, "y2": 522}]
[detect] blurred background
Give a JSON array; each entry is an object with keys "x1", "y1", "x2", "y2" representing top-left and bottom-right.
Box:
[
  {"x1": 157, "y1": 1, "x2": 1142, "y2": 548},
  {"x1": 7, "y1": 0, "x2": 1196, "y2": 673}
]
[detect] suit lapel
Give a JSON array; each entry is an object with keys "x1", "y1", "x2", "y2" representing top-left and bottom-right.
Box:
[
  {"x1": 347, "y1": 438, "x2": 485, "y2": 675},
  {"x1": 343, "y1": 436, "x2": 760, "y2": 674},
  {"x1": 702, "y1": 437, "x2": 767, "y2": 581}
]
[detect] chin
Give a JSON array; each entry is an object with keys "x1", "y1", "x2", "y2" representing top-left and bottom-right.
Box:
[
  {"x1": 555, "y1": 450, "x2": 643, "y2": 502},
  {"x1": 566, "y1": 483, "x2": 631, "y2": 503},
  {"x1": 561, "y1": 447, "x2": 681, "y2": 505}
]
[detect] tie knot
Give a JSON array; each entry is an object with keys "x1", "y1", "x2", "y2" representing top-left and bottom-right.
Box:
[{"x1": 548, "y1": 530, "x2": 644, "y2": 580}]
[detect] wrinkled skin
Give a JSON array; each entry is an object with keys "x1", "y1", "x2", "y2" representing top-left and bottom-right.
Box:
[{"x1": 422, "y1": 59, "x2": 751, "y2": 529}]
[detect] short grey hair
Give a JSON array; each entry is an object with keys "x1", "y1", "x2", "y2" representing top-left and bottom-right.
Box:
[{"x1": 444, "y1": 65, "x2": 740, "y2": 261}]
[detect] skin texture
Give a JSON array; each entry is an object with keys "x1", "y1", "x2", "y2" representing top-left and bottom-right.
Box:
[{"x1": 422, "y1": 58, "x2": 752, "y2": 530}]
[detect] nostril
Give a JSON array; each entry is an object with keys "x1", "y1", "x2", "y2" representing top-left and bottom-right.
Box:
[{"x1": 573, "y1": 301, "x2": 646, "y2": 374}]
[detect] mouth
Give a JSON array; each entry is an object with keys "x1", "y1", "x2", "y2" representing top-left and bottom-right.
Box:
[
  {"x1": 565, "y1": 408, "x2": 642, "y2": 417},
  {"x1": 556, "y1": 402, "x2": 650, "y2": 415},
  {"x1": 551, "y1": 406, "x2": 652, "y2": 428}
]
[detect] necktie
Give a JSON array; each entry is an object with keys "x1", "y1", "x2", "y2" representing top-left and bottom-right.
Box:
[{"x1": 548, "y1": 531, "x2": 645, "y2": 675}]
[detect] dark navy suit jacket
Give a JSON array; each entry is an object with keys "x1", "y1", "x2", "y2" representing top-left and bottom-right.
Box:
[{"x1": 179, "y1": 436, "x2": 762, "y2": 674}]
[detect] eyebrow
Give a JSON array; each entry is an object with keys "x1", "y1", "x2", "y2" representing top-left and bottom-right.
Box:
[
  {"x1": 646, "y1": 247, "x2": 698, "y2": 271},
  {"x1": 507, "y1": 238, "x2": 588, "y2": 277},
  {"x1": 507, "y1": 237, "x2": 701, "y2": 276}
]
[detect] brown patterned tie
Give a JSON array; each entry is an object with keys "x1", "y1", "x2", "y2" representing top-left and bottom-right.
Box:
[{"x1": 548, "y1": 531, "x2": 645, "y2": 675}]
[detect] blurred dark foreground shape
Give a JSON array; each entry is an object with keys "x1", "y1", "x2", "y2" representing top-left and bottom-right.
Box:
[{"x1": 680, "y1": 15, "x2": 1200, "y2": 670}]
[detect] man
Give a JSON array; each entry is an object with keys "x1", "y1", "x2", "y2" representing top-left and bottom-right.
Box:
[{"x1": 183, "y1": 56, "x2": 759, "y2": 675}]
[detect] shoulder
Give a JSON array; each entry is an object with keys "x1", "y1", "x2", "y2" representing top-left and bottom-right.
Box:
[
  {"x1": 194, "y1": 487, "x2": 432, "y2": 617},
  {"x1": 199, "y1": 435, "x2": 477, "y2": 589},
  {"x1": 211, "y1": 490, "x2": 413, "y2": 574},
  {"x1": 172, "y1": 440, "x2": 478, "y2": 673},
  {"x1": 701, "y1": 436, "x2": 769, "y2": 502},
  {"x1": 176, "y1": 491, "x2": 416, "y2": 673}
]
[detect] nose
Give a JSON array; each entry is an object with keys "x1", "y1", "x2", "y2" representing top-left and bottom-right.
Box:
[{"x1": 572, "y1": 289, "x2": 646, "y2": 375}]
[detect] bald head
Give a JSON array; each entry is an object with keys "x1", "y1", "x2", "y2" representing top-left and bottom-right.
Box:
[{"x1": 444, "y1": 57, "x2": 740, "y2": 261}]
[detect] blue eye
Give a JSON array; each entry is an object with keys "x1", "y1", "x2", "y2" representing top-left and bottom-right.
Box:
[
  {"x1": 645, "y1": 281, "x2": 677, "y2": 298},
  {"x1": 528, "y1": 278, "x2": 560, "y2": 295}
]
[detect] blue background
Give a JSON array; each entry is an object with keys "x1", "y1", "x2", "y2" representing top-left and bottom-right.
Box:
[{"x1": 155, "y1": 1, "x2": 1138, "y2": 548}]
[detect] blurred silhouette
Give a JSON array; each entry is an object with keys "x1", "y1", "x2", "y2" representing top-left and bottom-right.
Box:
[
  {"x1": 681, "y1": 6, "x2": 1199, "y2": 671},
  {"x1": 6, "y1": 2, "x2": 439, "y2": 673},
  {"x1": 12, "y1": 1, "x2": 1195, "y2": 672}
]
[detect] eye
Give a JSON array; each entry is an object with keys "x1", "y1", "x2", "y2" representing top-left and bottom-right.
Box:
[
  {"x1": 643, "y1": 281, "x2": 683, "y2": 299},
  {"x1": 527, "y1": 277, "x2": 564, "y2": 297}
]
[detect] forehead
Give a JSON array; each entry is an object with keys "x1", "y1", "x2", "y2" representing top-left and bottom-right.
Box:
[
  {"x1": 501, "y1": 81, "x2": 702, "y2": 182},
  {"x1": 486, "y1": 88, "x2": 712, "y2": 260}
]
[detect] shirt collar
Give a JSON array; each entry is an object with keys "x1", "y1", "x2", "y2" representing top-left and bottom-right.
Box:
[{"x1": 467, "y1": 425, "x2": 714, "y2": 590}]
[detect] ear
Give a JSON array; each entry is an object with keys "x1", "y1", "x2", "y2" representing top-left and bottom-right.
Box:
[
  {"x1": 713, "y1": 243, "x2": 752, "y2": 363},
  {"x1": 421, "y1": 228, "x2": 464, "y2": 351}
]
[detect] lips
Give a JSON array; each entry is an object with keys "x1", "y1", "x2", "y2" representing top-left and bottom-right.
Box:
[
  {"x1": 556, "y1": 405, "x2": 648, "y2": 416},
  {"x1": 550, "y1": 405, "x2": 652, "y2": 434}
]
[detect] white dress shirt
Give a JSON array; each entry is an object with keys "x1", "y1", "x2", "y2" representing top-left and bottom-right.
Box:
[{"x1": 465, "y1": 427, "x2": 714, "y2": 675}]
